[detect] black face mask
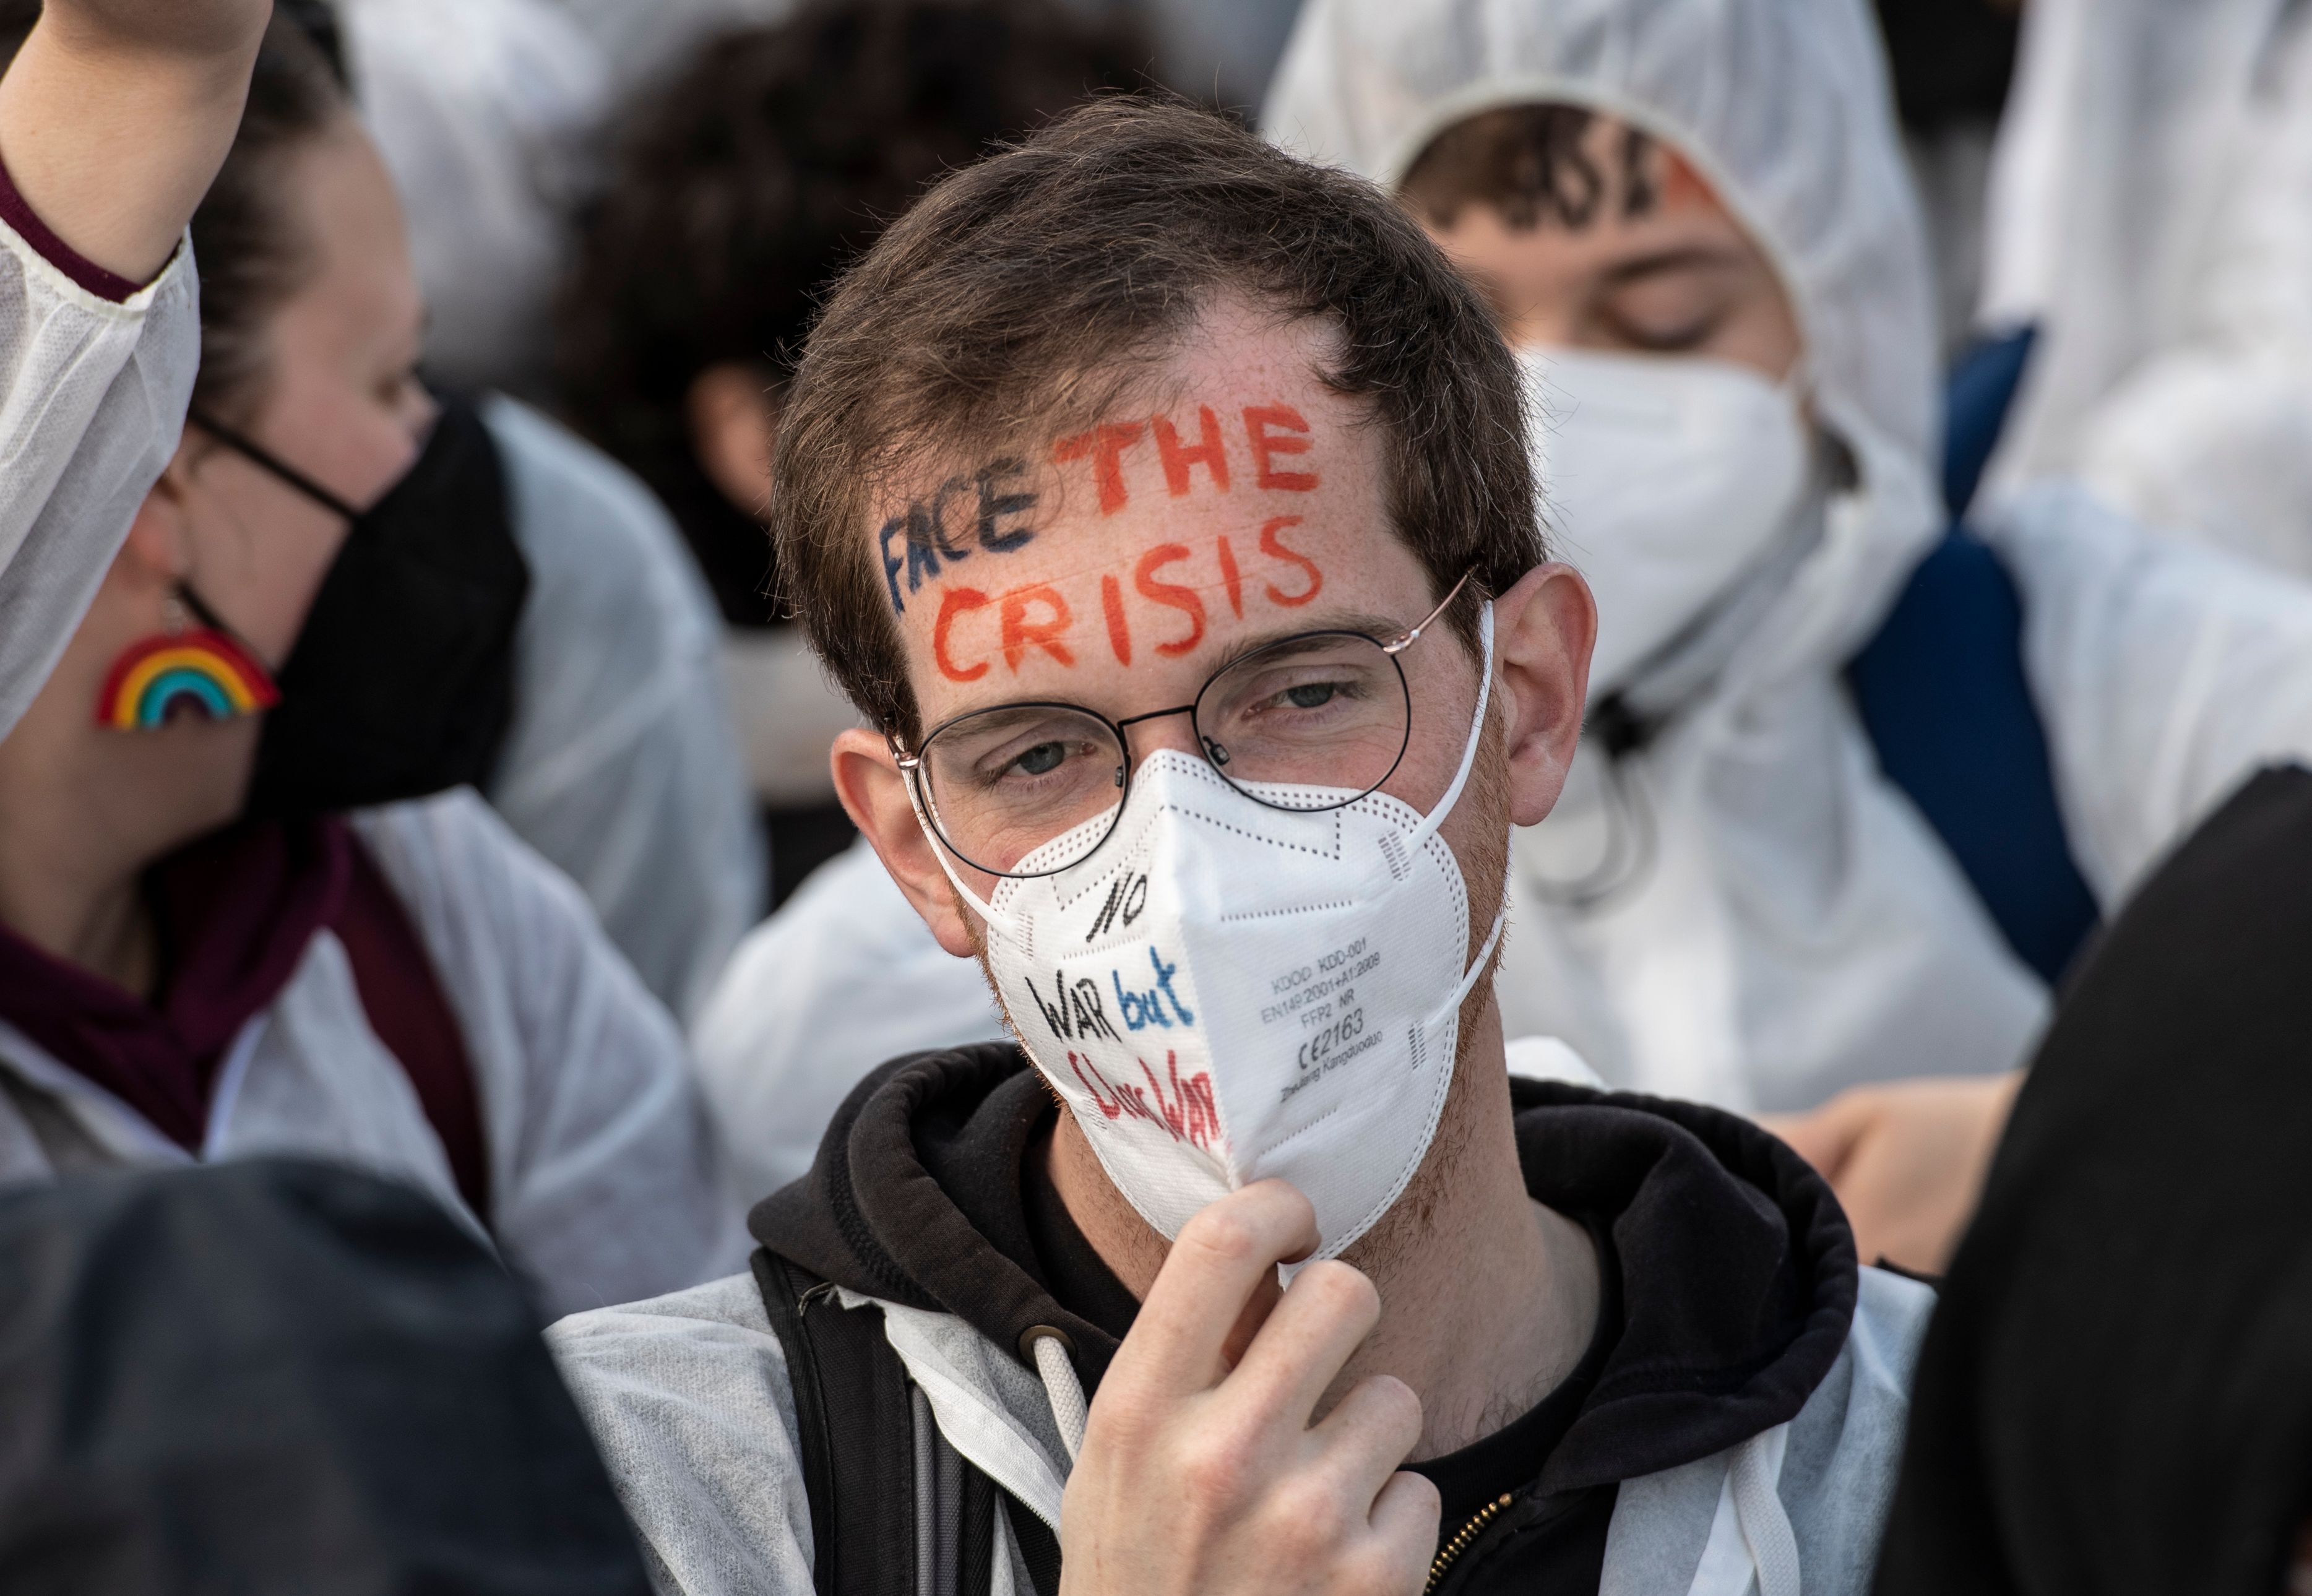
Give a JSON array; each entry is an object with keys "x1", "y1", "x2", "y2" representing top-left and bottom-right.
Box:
[{"x1": 191, "y1": 394, "x2": 531, "y2": 817}]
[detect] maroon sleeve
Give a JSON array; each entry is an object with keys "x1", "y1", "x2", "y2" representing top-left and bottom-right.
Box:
[
  {"x1": 335, "y1": 836, "x2": 495, "y2": 1222},
  {"x1": 0, "y1": 149, "x2": 157, "y2": 303}
]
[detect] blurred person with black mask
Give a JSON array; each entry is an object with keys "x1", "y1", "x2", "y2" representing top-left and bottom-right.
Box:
[
  {"x1": 259, "y1": 0, "x2": 767, "y2": 1017},
  {"x1": 0, "y1": 12, "x2": 746, "y2": 1319}
]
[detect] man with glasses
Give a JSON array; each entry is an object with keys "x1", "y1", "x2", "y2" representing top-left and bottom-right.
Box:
[{"x1": 550, "y1": 97, "x2": 1930, "y2": 1596}]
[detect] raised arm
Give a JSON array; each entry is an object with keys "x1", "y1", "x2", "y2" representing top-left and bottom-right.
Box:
[{"x1": 0, "y1": 0, "x2": 270, "y2": 284}]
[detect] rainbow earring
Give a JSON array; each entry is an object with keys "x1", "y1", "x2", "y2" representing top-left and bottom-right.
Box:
[{"x1": 95, "y1": 589, "x2": 280, "y2": 730}]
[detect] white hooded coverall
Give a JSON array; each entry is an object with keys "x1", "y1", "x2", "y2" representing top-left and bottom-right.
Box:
[{"x1": 1264, "y1": 0, "x2": 2312, "y2": 1113}]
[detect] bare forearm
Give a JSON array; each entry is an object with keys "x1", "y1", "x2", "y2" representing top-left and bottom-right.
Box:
[{"x1": 0, "y1": 0, "x2": 271, "y2": 284}]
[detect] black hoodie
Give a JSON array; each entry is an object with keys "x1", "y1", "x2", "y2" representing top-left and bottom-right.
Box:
[{"x1": 753, "y1": 1043, "x2": 1864, "y2": 1592}]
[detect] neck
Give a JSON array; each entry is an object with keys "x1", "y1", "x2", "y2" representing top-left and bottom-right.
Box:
[
  {"x1": 0, "y1": 712, "x2": 183, "y2": 998},
  {"x1": 0, "y1": 801, "x2": 157, "y2": 995},
  {"x1": 1048, "y1": 998, "x2": 1600, "y2": 1459}
]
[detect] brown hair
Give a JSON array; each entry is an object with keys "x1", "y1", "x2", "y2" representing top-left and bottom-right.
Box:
[
  {"x1": 773, "y1": 93, "x2": 1541, "y2": 741},
  {"x1": 1400, "y1": 105, "x2": 1659, "y2": 233},
  {"x1": 188, "y1": 15, "x2": 350, "y2": 422}
]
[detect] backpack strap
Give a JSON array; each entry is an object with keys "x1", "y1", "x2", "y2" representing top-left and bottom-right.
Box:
[
  {"x1": 753, "y1": 1248, "x2": 1063, "y2": 1596},
  {"x1": 753, "y1": 1249, "x2": 918, "y2": 1596}
]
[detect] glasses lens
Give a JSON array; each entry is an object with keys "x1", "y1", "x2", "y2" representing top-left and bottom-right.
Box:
[
  {"x1": 920, "y1": 704, "x2": 1128, "y2": 875},
  {"x1": 1194, "y1": 633, "x2": 1410, "y2": 810}
]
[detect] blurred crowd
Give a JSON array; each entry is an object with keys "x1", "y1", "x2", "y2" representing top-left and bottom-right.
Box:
[{"x1": 3, "y1": 0, "x2": 2312, "y2": 1592}]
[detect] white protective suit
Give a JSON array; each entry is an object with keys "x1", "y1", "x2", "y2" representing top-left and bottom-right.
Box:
[
  {"x1": 0, "y1": 219, "x2": 197, "y2": 742},
  {"x1": 483, "y1": 396, "x2": 764, "y2": 1023},
  {"x1": 693, "y1": 838, "x2": 1007, "y2": 1200},
  {"x1": 1264, "y1": 0, "x2": 2312, "y2": 1111},
  {"x1": 1982, "y1": 0, "x2": 2312, "y2": 576},
  {"x1": 0, "y1": 790, "x2": 751, "y2": 1320}
]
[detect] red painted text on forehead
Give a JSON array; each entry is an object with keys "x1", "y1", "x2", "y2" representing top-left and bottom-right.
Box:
[{"x1": 878, "y1": 400, "x2": 1331, "y2": 682}]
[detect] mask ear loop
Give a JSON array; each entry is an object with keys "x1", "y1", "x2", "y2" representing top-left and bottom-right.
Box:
[
  {"x1": 1404, "y1": 600, "x2": 1496, "y2": 854},
  {"x1": 895, "y1": 756, "x2": 1014, "y2": 931},
  {"x1": 1400, "y1": 603, "x2": 1512, "y2": 994}
]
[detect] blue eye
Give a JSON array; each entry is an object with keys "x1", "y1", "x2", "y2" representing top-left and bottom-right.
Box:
[
  {"x1": 1012, "y1": 741, "x2": 1068, "y2": 776},
  {"x1": 1285, "y1": 682, "x2": 1337, "y2": 709}
]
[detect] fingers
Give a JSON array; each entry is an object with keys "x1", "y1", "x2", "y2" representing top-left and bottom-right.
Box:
[
  {"x1": 1115, "y1": 1181, "x2": 1319, "y2": 1398},
  {"x1": 1364, "y1": 1469, "x2": 1444, "y2": 1592},
  {"x1": 1226, "y1": 1260, "x2": 1383, "y2": 1429},
  {"x1": 1216, "y1": 1266, "x2": 1285, "y2": 1371},
  {"x1": 1309, "y1": 1373, "x2": 1425, "y2": 1501}
]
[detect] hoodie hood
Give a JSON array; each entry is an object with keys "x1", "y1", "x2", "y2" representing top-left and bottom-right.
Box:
[
  {"x1": 1261, "y1": 0, "x2": 1946, "y2": 698},
  {"x1": 752, "y1": 1042, "x2": 1858, "y2": 1489}
]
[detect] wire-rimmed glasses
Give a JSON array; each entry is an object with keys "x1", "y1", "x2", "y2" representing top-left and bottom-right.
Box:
[{"x1": 891, "y1": 570, "x2": 1476, "y2": 878}]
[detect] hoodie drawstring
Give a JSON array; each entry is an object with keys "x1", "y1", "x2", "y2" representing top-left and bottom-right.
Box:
[
  {"x1": 1730, "y1": 1429, "x2": 1801, "y2": 1596},
  {"x1": 1687, "y1": 1423, "x2": 1800, "y2": 1596},
  {"x1": 1025, "y1": 1329, "x2": 1087, "y2": 1462}
]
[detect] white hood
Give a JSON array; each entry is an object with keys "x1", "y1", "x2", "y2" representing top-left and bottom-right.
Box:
[
  {"x1": 1262, "y1": 0, "x2": 1946, "y2": 697},
  {"x1": 1262, "y1": 0, "x2": 2051, "y2": 1111}
]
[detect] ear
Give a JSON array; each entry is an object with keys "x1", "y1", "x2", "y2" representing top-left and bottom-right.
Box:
[
  {"x1": 1492, "y1": 561, "x2": 1595, "y2": 827},
  {"x1": 686, "y1": 362, "x2": 780, "y2": 522},
  {"x1": 116, "y1": 441, "x2": 203, "y2": 590},
  {"x1": 830, "y1": 725, "x2": 982, "y2": 958}
]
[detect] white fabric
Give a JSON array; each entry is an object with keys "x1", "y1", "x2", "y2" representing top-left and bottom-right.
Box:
[
  {"x1": 0, "y1": 220, "x2": 197, "y2": 741},
  {"x1": 0, "y1": 790, "x2": 750, "y2": 1321},
  {"x1": 549, "y1": 1262, "x2": 1933, "y2": 1596},
  {"x1": 341, "y1": 0, "x2": 611, "y2": 395},
  {"x1": 1981, "y1": 0, "x2": 2312, "y2": 574},
  {"x1": 481, "y1": 396, "x2": 764, "y2": 1022},
  {"x1": 1525, "y1": 347, "x2": 1813, "y2": 698},
  {"x1": 1984, "y1": 483, "x2": 2312, "y2": 909},
  {"x1": 718, "y1": 627, "x2": 860, "y2": 806},
  {"x1": 1266, "y1": 0, "x2": 2052, "y2": 1112},
  {"x1": 1504, "y1": 1033, "x2": 1606, "y2": 1089},
  {"x1": 694, "y1": 837, "x2": 1009, "y2": 1204}
]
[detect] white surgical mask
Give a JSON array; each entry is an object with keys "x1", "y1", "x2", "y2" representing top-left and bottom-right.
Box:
[
  {"x1": 1523, "y1": 345, "x2": 1810, "y2": 700},
  {"x1": 915, "y1": 606, "x2": 1506, "y2": 1258}
]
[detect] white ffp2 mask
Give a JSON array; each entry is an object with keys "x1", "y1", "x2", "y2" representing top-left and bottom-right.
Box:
[
  {"x1": 1524, "y1": 346, "x2": 1810, "y2": 699},
  {"x1": 919, "y1": 605, "x2": 1506, "y2": 1258}
]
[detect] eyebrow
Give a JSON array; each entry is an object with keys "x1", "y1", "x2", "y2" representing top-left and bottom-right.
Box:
[{"x1": 1207, "y1": 608, "x2": 1413, "y2": 673}]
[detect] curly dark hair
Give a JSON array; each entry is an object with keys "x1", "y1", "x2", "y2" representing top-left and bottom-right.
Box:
[
  {"x1": 555, "y1": 0, "x2": 1150, "y2": 627},
  {"x1": 774, "y1": 94, "x2": 1542, "y2": 743}
]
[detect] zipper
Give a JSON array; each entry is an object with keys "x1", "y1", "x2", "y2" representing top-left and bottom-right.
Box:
[{"x1": 1425, "y1": 1493, "x2": 1513, "y2": 1594}]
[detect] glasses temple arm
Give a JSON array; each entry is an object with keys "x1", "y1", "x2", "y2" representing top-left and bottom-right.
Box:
[{"x1": 1382, "y1": 567, "x2": 1478, "y2": 655}]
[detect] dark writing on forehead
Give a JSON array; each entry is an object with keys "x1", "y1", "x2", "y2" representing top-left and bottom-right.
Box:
[
  {"x1": 1402, "y1": 106, "x2": 1673, "y2": 235},
  {"x1": 878, "y1": 402, "x2": 1322, "y2": 618},
  {"x1": 878, "y1": 459, "x2": 1037, "y2": 616}
]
